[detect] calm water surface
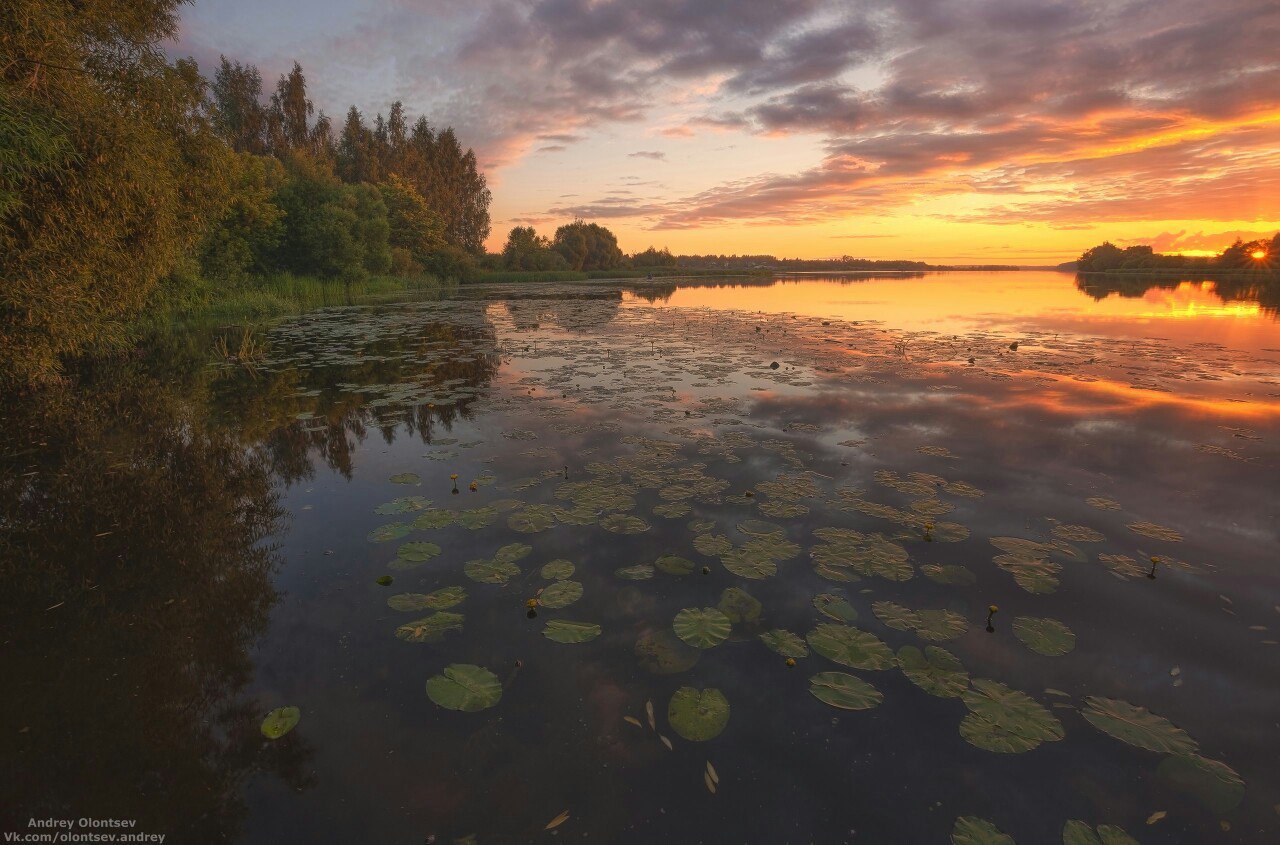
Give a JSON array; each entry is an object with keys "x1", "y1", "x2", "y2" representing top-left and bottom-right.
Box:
[{"x1": 4, "y1": 271, "x2": 1279, "y2": 844}]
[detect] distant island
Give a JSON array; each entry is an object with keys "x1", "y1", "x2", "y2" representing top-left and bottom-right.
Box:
[{"x1": 1068, "y1": 234, "x2": 1279, "y2": 273}]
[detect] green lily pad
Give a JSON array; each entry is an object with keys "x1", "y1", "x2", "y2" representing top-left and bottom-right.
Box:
[
  {"x1": 951, "y1": 816, "x2": 1015, "y2": 845},
  {"x1": 541, "y1": 559, "x2": 575, "y2": 580},
  {"x1": 808, "y1": 672, "x2": 882, "y2": 710},
  {"x1": 960, "y1": 680, "x2": 1063, "y2": 752},
  {"x1": 720, "y1": 548, "x2": 778, "y2": 579},
  {"x1": 601, "y1": 513, "x2": 649, "y2": 534},
  {"x1": 543, "y1": 619, "x2": 602, "y2": 643},
  {"x1": 635, "y1": 628, "x2": 701, "y2": 673},
  {"x1": 395, "y1": 611, "x2": 464, "y2": 643},
  {"x1": 375, "y1": 575, "x2": 393, "y2": 586},
  {"x1": 387, "y1": 586, "x2": 466, "y2": 611},
  {"x1": 655, "y1": 554, "x2": 696, "y2": 575},
  {"x1": 389, "y1": 472, "x2": 421, "y2": 485},
  {"x1": 367, "y1": 522, "x2": 413, "y2": 543},
  {"x1": 717, "y1": 587, "x2": 762, "y2": 623},
  {"x1": 509, "y1": 504, "x2": 557, "y2": 533},
  {"x1": 1156, "y1": 754, "x2": 1244, "y2": 814},
  {"x1": 873, "y1": 600, "x2": 918, "y2": 631},
  {"x1": 806, "y1": 624, "x2": 894, "y2": 670},
  {"x1": 426, "y1": 664, "x2": 501, "y2": 711},
  {"x1": 760, "y1": 629, "x2": 809, "y2": 658},
  {"x1": 412, "y1": 509, "x2": 457, "y2": 530},
  {"x1": 396, "y1": 541, "x2": 442, "y2": 562},
  {"x1": 693, "y1": 533, "x2": 733, "y2": 557},
  {"x1": 1127, "y1": 521, "x2": 1182, "y2": 542},
  {"x1": 375, "y1": 496, "x2": 432, "y2": 515},
  {"x1": 456, "y1": 506, "x2": 499, "y2": 529},
  {"x1": 261, "y1": 706, "x2": 300, "y2": 739},
  {"x1": 674, "y1": 607, "x2": 732, "y2": 648},
  {"x1": 897, "y1": 646, "x2": 968, "y2": 698},
  {"x1": 1012, "y1": 617, "x2": 1076, "y2": 656},
  {"x1": 539, "y1": 580, "x2": 584, "y2": 609},
  {"x1": 921, "y1": 564, "x2": 977, "y2": 585},
  {"x1": 1062, "y1": 821, "x2": 1139, "y2": 845},
  {"x1": 737, "y1": 518, "x2": 786, "y2": 538},
  {"x1": 667, "y1": 687, "x2": 730, "y2": 741},
  {"x1": 464, "y1": 558, "x2": 521, "y2": 584},
  {"x1": 1080, "y1": 696, "x2": 1198, "y2": 754},
  {"x1": 814, "y1": 593, "x2": 858, "y2": 623},
  {"x1": 615, "y1": 563, "x2": 654, "y2": 580}
]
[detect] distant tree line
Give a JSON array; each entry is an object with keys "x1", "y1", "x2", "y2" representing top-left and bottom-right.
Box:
[
  {"x1": 1076, "y1": 234, "x2": 1280, "y2": 272},
  {"x1": 1, "y1": 1, "x2": 491, "y2": 387}
]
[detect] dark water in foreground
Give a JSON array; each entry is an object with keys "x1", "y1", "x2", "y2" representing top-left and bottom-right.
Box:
[{"x1": 4, "y1": 272, "x2": 1280, "y2": 844}]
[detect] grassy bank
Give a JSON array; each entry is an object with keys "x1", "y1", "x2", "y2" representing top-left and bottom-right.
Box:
[{"x1": 148, "y1": 271, "x2": 456, "y2": 328}]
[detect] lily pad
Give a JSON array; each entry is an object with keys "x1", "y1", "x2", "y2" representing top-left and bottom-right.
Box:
[
  {"x1": 635, "y1": 629, "x2": 701, "y2": 673},
  {"x1": 814, "y1": 593, "x2": 859, "y2": 623},
  {"x1": 389, "y1": 472, "x2": 421, "y2": 485},
  {"x1": 667, "y1": 687, "x2": 730, "y2": 741},
  {"x1": 367, "y1": 522, "x2": 412, "y2": 543},
  {"x1": 375, "y1": 496, "x2": 432, "y2": 515},
  {"x1": 717, "y1": 587, "x2": 762, "y2": 623},
  {"x1": 1156, "y1": 753, "x2": 1245, "y2": 814},
  {"x1": 961, "y1": 680, "x2": 1063, "y2": 753},
  {"x1": 897, "y1": 646, "x2": 968, "y2": 698},
  {"x1": 1127, "y1": 521, "x2": 1182, "y2": 542},
  {"x1": 952, "y1": 816, "x2": 1015, "y2": 845},
  {"x1": 921, "y1": 564, "x2": 977, "y2": 586},
  {"x1": 539, "y1": 580, "x2": 584, "y2": 609},
  {"x1": 426, "y1": 664, "x2": 502, "y2": 711},
  {"x1": 614, "y1": 563, "x2": 654, "y2": 580},
  {"x1": 260, "y1": 706, "x2": 300, "y2": 740},
  {"x1": 396, "y1": 541, "x2": 442, "y2": 562},
  {"x1": 1012, "y1": 617, "x2": 1076, "y2": 656},
  {"x1": 464, "y1": 557, "x2": 521, "y2": 584},
  {"x1": 395, "y1": 611, "x2": 464, "y2": 643},
  {"x1": 543, "y1": 619, "x2": 602, "y2": 643},
  {"x1": 388, "y1": 586, "x2": 466, "y2": 611},
  {"x1": 412, "y1": 509, "x2": 457, "y2": 530},
  {"x1": 1080, "y1": 696, "x2": 1198, "y2": 754},
  {"x1": 541, "y1": 559, "x2": 575, "y2": 580},
  {"x1": 808, "y1": 672, "x2": 882, "y2": 710},
  {"x1": 509, "y1": 504, "x2": 557, "y2": 533},
  {"x1": 601, "y1": 513, "x2": 649, "y2": 534},
  {"x1": 1062, "y1": 821, "x2": 1139, "y2": 845},
  {"x1": 674, "y1": 607, "x2": 732, "y2": 648},
  {"x1": 806, "y1": 624, "x2": 894, "y2": 670},
  {"x1": 655, "y1": 554, "x2": 696, "y2": 575},
  {"x1": 720, "y1": 548, "x2": 778, "y2": 579},
  {"x1": 760, "y1": 629, "x2": 809, "y2": 658}
]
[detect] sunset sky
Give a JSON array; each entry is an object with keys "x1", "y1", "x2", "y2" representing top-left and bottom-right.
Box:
[{"x1": 173, "y1": 0, "x2": 1280, "y2": 263}]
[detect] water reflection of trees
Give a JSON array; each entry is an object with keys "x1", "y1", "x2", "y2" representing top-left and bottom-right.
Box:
[
  {"x1": 0, "y1": 366, "x2": 313, "y2": 841},
  {"x1": 209, "y1": 318, "x2": 503, "y2": 483},
  {"x1": 500, "y1": 290, "x2": 623, "y2": 331},
  {"x1": 624, "y1": 273, "x2": 929, "y2": 304},
  {"x1": 1076, "y1": 273, "x2": 1280, "y2": 317}
]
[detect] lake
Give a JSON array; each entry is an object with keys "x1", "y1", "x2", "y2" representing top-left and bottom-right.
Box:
[{"x1": 4, "y1": 271, "x2": 1279, "y2": 844}]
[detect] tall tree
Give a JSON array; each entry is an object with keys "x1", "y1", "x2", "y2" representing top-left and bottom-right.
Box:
[
  {"x1": 269, "y1": 61, "x2": 313, "y2": 152},
  {"x1": 209, "y1": 56, "x2": 267, "y2": 153},
  {"x1": 1, "y1": 1, "x2": 235, "y2": 386}
]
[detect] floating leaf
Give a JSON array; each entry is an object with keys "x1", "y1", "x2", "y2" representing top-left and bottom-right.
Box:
[
  {"x1": 509, "y1": 504, "x2": 557, "y2": 533},
  {"x1": 667, "y1": 687, "x2": 730, "y2": 741},
  {"x1": 717, "y1": 587, "x2": 762, "y2": 623},
  {"x1": 897, "y1": 646, "x2": 968, "y2": 698},
  {"x1": 261, "y1": 706, "x2": 300, "y2": 740},
  {"x1": 464, "y1": 558, "x2": 521, "y2": 584},
  {"x1": 806, "y1": 624, "x2": 894, "y2": 670},
  {"x1": 761, "y1": 629, "x2": 809, "y2": 658},
  {"x1": 426, "y1": 664, "x2": 501, "y2": 711},
  {"x1": 375, "y1": 575, "x2": 393, "y2": 586},
  {"x1": 951, "y1": 816, "x2": 1015, "y2": 845},
  {"x1": 1081, "y1": 696, "x2": 1198, "y2": 754},
  {"x1": 720, "y1": 547, "x2": 778, "y2": 579},
  {"x1": 921, "y1": 564, "x2": 977, "y2": 586},
  {"x1": 808, "y1": 672, "x2": 882, "y2": 710},
  {"x1": 539, "y1": 580, "x2": 584, "y2": 609},
  {"x1": 396, "y1": 541, "x2": 442, "y2": 562},
  {"x1": 1156, "y1": 754, "x2": 1245, "y2": 814},
  {"x1": 367, "y1": 522, "x2": 412, "y2": 543},
  {"x1": 1052, "y1": 524, "x2": 1105, "y2": 543},
  {"x1": 674, "y1": 607, "x2": 732, "y2": 649},
  {"x1": 541, "y1": 559, "x2": 575, "y2": 580},
  {"x1": 387, "y1": 586, "x2": 466, "y2": 611},
  {"x1": 961, "y1": 680, "x2": 1063, "y2": 753},
  {"x1": 395, "y1": 612, "x2": 463, "y2": 643},
  {"x1": 1012, "y1": 617, "x2": 1076, "y2": 656},
  {"x1": 615, "y1": 563, "x2": 655, "y2": 580},
  {"x1": 544, "y1": 810, "x2": 570, "y2": 831},
  {"x1": 375, "y1": 496, "x2": 432, "y2": 515},
  {"x1": 693, "y1": 533, "x2": 733, "y2": 557},
  {"x1": 601, "y1": 513, "x2": 649, "y2": 534},
  {"x1": 874, "y1": 601, "x2": 967, "y2": 641},
  {"x1": 655, "y1": 554, "x2": 696, "y2": 575},
  {"x1": 814, "y1": 593, "x2": 858, "y2": 623},
  {"x1": 412, "y1": 509, "x2": 456, "y2": 530},
  {"x1": 1127, "y1": 521, "x2": 1182, "y2": 542},
  {"x1": 635, "y1": 629, "x2": 701, "y2": 673},
  {"x1": 389, "y1": 472, "x2": 420, "y2": 485},
  {"x1": 543, "y1": 619, "x2": 601, "y2": 643}
]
